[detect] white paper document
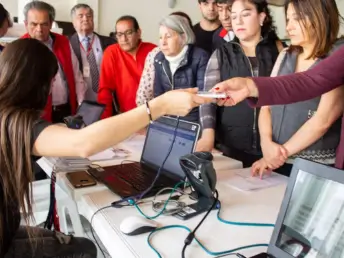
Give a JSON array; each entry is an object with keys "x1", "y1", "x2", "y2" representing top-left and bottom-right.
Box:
[{"x1": 225, "y1": 168, "x2": 288, "y2": 191}]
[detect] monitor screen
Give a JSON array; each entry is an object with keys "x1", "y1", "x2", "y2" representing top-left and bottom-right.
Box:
[
  {"x1": 77, "y1": 101, "x2": 105, "y2": 126},
  {"x1": 141, "y1": 117, "x2": 199, "y2": 179},
  {"x1": 275, "y1": 169, "x2": 344, "y2": 257}
]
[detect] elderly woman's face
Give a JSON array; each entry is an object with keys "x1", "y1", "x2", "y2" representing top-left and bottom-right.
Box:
[{"x1": 159, "y1": 25, "x2": 184, "y2": 57}]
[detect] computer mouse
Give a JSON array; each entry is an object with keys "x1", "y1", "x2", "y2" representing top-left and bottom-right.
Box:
[{"x1": 119, "y1": 216, "x2": 158, "y2": 236}]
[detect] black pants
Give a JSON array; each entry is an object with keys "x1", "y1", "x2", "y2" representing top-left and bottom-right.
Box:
[
  {"x1": 220, "y1": 145, "x2": 262, "y2": 168},
  {"x1": 5, "y1": 226, "x2": 97, "y2": 258},
  {"x1": 52, "y1": 103, "x2": 71, "y2": 124}
]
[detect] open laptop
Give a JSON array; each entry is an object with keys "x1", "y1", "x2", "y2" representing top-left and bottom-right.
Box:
[
  {"x1": 251, "y1": 158, "x2": 344, "y2": 258},
  {"x1": 87, "y1": 116, "x2": 200, "y2": 198}
]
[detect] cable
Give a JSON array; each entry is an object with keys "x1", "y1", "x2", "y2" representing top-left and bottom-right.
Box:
[
  {"x1": 182, "y1": 190, "x2": 219, "y2": 258},
  {"x1": 130, "y1": 181, "x2": 186, "y2": 219},
  {"x1": 217, "y1": 203, "x2": 275, "y2": 228},
  {"x1": 214, "y1": 253, "x2": 247, "y2": 258},
  {"x1": 112, "y1": 117, "x2": 181, "y2": 208},
  {"x1": 90, "y1": 205, "x2": 112, "y2": 258},
  {"x1": 147, "y1": 224, "x2": 268, "y2": 258},
  {"x1": 137, "y1": 116, "x2": 180, "y2": 200}
]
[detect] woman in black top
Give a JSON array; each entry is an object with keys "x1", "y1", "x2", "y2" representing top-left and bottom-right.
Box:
[
  {"x1": 1, "y1": 39, "x2": 208, "y2": 257},
  {"x1": 197, "y1": 0, "x2": 284, "y2": 167},
  {"x1": 0, "y1": 4, "x2": 11, "y2": 52}
]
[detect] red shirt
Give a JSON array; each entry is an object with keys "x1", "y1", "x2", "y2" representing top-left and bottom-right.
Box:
[
  {"x1": 248, "y1": 45, "x2": 344, "y2": 168},
  {"x1": 98, "y1": 41, "x2": 156, "y2": 118}
]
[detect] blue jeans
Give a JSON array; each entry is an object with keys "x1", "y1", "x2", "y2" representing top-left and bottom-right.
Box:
[{"x1": 5, "y1": 226, "x2": 97, "y2": 258}]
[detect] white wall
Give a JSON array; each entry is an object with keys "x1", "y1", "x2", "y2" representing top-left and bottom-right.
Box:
[
  {"x1": 1, "y1": 0, "x2": 344, "y2": 42},
  {"x1": 99, "y1": 0, "x2": 202, "y2": 41}
]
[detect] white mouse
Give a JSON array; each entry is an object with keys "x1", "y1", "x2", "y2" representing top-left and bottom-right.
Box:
[{"x1": 120, "y1": 216, "x2": 158, "y2": 236}]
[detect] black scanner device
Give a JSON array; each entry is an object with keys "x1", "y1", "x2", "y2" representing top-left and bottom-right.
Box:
[{"x1": 175, "y1": 152, "x2": 219, "y2": 220}]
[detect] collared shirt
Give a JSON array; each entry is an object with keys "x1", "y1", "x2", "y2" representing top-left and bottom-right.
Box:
[
  {"x1": 98, "y1": 41, "x2": 157, "y2": 118},
  {"x1": 45, "y1": 37, "x2": 86, "y2": 106},
  {"x1": 78, "y1": 33, "x2": 103, "y2": 101}
]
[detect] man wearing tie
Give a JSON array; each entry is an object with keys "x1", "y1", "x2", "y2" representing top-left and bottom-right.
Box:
[{"x1": 69, "y1": 4, "x2": 116, "y2": 101}]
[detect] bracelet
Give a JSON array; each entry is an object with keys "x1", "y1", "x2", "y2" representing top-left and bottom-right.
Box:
[{"x1": 145, "y1": 101, "x2": 153, "y2": 123}]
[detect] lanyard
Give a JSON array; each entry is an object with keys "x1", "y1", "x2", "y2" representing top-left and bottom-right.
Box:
[{"x1": 80, "y1": 35, "x2": 95, "y2": 56}]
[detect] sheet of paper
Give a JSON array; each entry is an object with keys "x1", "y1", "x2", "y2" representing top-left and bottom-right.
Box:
[
  {"x1": 115, "y1": 134, "x2": 145, "y2": 153},
  {"x1": 224, "y1": 168, "x2": 288, "y2": 191}
]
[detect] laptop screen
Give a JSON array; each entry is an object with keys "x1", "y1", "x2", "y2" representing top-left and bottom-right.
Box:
[
  {"x1": 140, "y1": 116, "x2": 200, "y2": 180},
  {"x1": 273, "y1": 166, "x2": 344, "y2": 257}
]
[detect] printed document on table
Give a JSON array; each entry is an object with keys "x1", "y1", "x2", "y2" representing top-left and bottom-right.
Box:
[{"x1": 225, "y1": 168, "x2": 288, "y2": 191}]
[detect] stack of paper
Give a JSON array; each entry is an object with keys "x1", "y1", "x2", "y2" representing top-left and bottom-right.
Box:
[
  {"x1": 37, "y1": 157, "x2": 92, "y2": 177},
  {"x1": 224, "y1": 168, "x2": 288, "y2": 191}
]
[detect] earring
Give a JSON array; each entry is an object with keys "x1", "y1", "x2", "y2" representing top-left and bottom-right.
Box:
[{"x1": 260, "y1": 22, "x2": 263, "y2": 26}]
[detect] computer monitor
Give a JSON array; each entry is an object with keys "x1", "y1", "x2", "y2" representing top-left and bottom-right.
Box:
[
  {"x1": 140, "y1": 116, "x2": 200, "y2": 180},
  {"x1": 267, "y1": 158, "x2": 344, "y2": 258}
]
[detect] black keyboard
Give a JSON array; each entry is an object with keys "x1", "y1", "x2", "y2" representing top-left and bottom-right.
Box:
[{"x1": 114, "y1": 164, "x2": 166, "y2": 192}]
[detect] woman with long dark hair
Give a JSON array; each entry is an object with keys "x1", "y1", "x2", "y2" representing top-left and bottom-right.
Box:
[{"x1": 1, "y1": 38, "x2": 208, "y2": 257}]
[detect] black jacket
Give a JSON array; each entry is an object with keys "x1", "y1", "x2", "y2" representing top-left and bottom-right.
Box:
[
  {"x1": 153, "y1": 45, "x2": 209, "y2": 123},
  {"x1": 216, "y1": 32, "x2": 280, "y2": 154}
]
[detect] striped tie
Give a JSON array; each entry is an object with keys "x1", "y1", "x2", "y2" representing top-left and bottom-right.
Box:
[{"x1": 84, "y1": 36, "x2": 99, "y2": 93}]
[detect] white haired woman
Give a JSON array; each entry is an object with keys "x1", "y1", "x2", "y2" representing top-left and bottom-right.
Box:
[{"x1": 153, "y1": 15, "x2": 209, "y2": 122}]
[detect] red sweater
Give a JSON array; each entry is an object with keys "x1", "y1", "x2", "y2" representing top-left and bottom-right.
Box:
[
  {"x1": 98, "y1": 41, "x2": 156, "y2": 118},
  {"x1": 22, "y1": 33, "x2": 78, "y2": 122},
  {"x1": 248, "y1": 45, "x2": 344, "y2": 168}
]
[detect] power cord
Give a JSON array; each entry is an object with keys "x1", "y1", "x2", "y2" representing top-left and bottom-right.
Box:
[
  {"x1": 147, "y1": 224, "x2": 268, "y2": 258},
  {"x1": 217, "y1": 205, "x2": 275, "y2": 227},
  {"x1": 181, "y1": 190, "x2": 219, "y2": 258},
  {"x1": 130, "y1": 181, "x2": 186, "y2": 219}
]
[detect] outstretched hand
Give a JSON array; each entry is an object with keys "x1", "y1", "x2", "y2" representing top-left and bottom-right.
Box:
[
  {"x1": 160, "y1": 88, "x2": 213, "y2": 117},
  {"x1": 210, "y1": 77, "x2": 259, "y2": 106}
]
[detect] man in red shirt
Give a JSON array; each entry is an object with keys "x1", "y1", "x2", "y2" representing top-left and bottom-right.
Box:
[{"x1": 98, "y1": 15, "x2": 156, "y2": 118}]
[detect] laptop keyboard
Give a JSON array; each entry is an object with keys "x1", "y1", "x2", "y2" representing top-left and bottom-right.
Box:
[{"x1": 114, "y1": 165, "x2": 166, "y2": 192}]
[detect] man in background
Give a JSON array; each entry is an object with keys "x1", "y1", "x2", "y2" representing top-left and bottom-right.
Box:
[
  {"x1": 212, "y1": 0, "x2": 235, "y2": 51},
  {"x1": 23, "y1": 1, "x2": 86, "y2": 123},
  {"x1": 193, "y1": 0, "x2": 221, "y2": 53},
  {"x1": 98, "y1": 15, "x2": 156, "y2": 118},
  {"x1": 69, "y1": 4, "x2": 116, "y2": 101}
]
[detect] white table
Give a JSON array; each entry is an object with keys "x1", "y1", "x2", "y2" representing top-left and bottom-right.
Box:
[
  {"x1": 79, "y1": 156, "x2": 286, "y2": 258},
  {"x1": 46, "y1": 134, "x2": 242, "y2": 238}
]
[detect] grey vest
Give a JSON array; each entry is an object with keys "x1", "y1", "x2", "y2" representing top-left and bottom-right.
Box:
[{"x1": 271, "y1": 46, "x2": 343, "y2": 164}]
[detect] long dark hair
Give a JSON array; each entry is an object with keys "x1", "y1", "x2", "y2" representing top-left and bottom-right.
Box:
[
  {"x1": 0, "y1": 38, "x2": 58, "y2": 244},
  {"x1": 229, "y1": 0, "x2": 278, "y2": 39}
]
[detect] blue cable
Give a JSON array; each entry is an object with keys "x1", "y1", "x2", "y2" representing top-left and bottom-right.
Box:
[
  {"x1": 129, "y1": 181, "x2": 186, "y2": 220},
  {"x1": 216, "y1": 202, "x2": 275, "y2": 228},
  {"x1": 147, "y1": 225, "x2": 269, "y2": 258}
]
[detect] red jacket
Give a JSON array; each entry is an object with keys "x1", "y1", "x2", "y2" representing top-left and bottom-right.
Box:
[
  {"x1": 22, "y1": 33, "x2": 78, "y2": 122},
  {"x1": 98, "y1": 41, "x2": 156, "y2": 118}
]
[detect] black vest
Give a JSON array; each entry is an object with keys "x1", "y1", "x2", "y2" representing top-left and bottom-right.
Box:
[{"x1": 215, "y1": 33, "x2": 280, "y2": 154}]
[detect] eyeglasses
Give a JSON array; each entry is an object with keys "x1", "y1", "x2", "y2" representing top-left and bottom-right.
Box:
[{"x1": 115, "y1": 29, "x2": 136, "y2": 39}]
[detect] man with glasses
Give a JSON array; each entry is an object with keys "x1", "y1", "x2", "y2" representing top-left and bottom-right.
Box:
[
  {"x1": 70, "y1": 4, "x2": 116, "y2": 102},
  {"x1": 98, "y1": 15, "x2": 156, "y2": 118}
]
